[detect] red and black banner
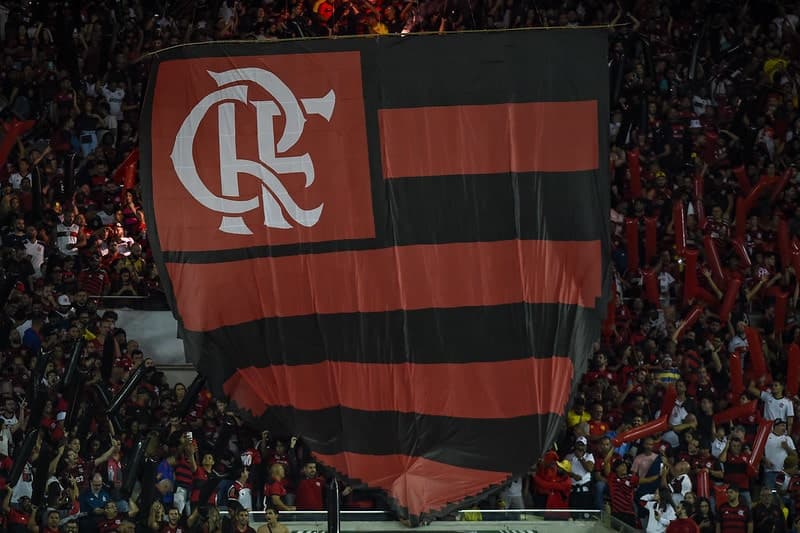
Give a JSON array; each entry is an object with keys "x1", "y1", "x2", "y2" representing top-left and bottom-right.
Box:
[{"x1": 141, "y1": 29, "x2": 610, "y2": 523}]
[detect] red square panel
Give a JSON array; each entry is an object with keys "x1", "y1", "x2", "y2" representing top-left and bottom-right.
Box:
[{"x1": 150, "y1": 51, "x2": 374, "y2": 252}]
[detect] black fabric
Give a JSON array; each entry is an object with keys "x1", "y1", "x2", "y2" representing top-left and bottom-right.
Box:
[{"x1": 141, "y1": 28, "x2": 611, "y2": 524}]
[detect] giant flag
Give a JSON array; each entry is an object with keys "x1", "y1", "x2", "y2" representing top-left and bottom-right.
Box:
[{"x1": 141, "y1": 29, "x2": 610, "y2": 524}]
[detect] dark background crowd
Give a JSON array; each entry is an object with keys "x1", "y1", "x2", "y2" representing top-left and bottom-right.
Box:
[{"x1": 1, "y1": 0, "x2": 800, "y2": 531}]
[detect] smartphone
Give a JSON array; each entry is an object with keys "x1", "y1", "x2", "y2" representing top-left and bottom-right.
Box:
[{"x1": 185, "y1": 431, "x2": 193, "y2": 441}]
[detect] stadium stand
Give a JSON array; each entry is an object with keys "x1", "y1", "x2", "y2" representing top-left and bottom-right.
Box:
[{"x1": 2, "y1": 0, "x2": 800, "y2": 531}]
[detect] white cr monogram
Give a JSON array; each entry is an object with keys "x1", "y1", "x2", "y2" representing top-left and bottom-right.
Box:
[{"x1": 170, "y1": 68, "x2": 336, "y2": 235}]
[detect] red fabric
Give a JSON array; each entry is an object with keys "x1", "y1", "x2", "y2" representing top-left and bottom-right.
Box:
[
  {"x1": 719, "y1": 277, "x2": 742, "y2": 322},
  {"x1": 712, "y1": 400, "x2": 756, "y2": 425},
  {"x1": 747, "y1": 419, "x2": 772, "y2": 476},
  {"x1": 112, "y1": 148, "x2": 139, "y2": 189},
  {"x1": 613, "y1": 416, "x2": 668, "y2": 446},
  {"x1": 533, "y1": 462, "x2": 572, "y2": 519},
  {"x1": 628, "y1": 148, "x2": 642, "y2": 197},
  {"x1": 744, "y1": 327, "x2": 769, "y2": 381},
  {"x1": 695, "y1": 468, "x2": 710, "y2": 499},
  {"x1": 625, "y1": 218, "x2": 639, "y2": 272},
  {"x1": 0, "y1": 119, "x2": 36, "y2": 168},
  {"x1": 7, "y1": 508, "x2": 29, "y2": 525}
]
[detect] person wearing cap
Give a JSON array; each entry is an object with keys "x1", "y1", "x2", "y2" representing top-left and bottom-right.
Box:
[
  {"x1": 654, "y1": 356, "x2": 680, "y2": 385},
  {"x1": 763, "y1": 418, "x2": 796, "y2": 490},
  {"x1": 49, "y1": 293, "x2": 74, "y2": 331},
  {"x1": 565, "y1": 436, "x2": 595, "y2": 517}
]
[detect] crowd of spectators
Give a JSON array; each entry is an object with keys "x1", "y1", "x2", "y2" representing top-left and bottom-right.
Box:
[
  {"x1": 528, "y1": 0, "x2": 800, "y2": 532},
  {"x1": 2, "y1": 0, "x2": 800, "y2": 531}
]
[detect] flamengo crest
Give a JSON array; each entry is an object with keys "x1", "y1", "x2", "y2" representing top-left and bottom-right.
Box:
[{"x1": 170, "y1": 68, "x2": 335, "y2": 235}]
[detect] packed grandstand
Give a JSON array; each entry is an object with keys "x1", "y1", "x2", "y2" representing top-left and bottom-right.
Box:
[{"x1": 1, "y1": 0, "x2": 800, "y2": 531}]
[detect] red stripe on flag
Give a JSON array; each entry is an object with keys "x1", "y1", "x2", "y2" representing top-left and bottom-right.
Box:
[
  {"x1": 223, "y1": 357, "x2": 573, "y2": 419},
  {"x1": 167, "y1": 240, "x2": 601, "y2": 332},
  {"x1": 379, "y1": 101, "x2": 599, "y2": 179},
  {"x1": 312, "y1": 451, "x2": 509, "y2": 517}
]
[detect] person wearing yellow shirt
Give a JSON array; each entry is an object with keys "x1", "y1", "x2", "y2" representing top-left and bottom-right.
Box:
[
  {"x1": 567, "y1": 398, "x2": 591, "y2": 428},
  {"x1": 367, "y1": 13, "x2": 388, "y2": 34}
]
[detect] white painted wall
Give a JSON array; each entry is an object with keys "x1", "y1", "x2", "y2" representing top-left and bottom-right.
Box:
[{"x1": 107, "y1": 309, "x2": 186, "y2": 365}]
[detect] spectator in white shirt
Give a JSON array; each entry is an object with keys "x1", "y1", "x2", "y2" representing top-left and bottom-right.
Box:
[
  {"x1": 565, "y1": 436, "x2": 595, "y2": 516},
  {"x1": 641, "y1": 487, "x2": 676, "y2": 533},
  {"x1": 101, "y1": 80, "x2": 125, "y2": 120},
  {"x1": 23, "y1": 226, "x2": 45, "y2": 276},
  {"x1": 8, "y1": 158, "x2": 31, "y2": 190},
  {"x1": 667, "y1": 461, "x2": 692, "y2": 507},
  {"x1": 763, "y1": 419, "x2": 796, "y2": 489},
  {"x1": 55, "y1": 211, "x2": 80, "y2": 256},
  {"x1": 749, "y1": 379, "x2": 794, "y2": 433}
]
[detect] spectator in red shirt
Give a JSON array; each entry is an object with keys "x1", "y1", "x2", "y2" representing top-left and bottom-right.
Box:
[
  {"x1": 264, "y1": 464, "x2": 295, "y2": 512},
  {"x1": 719, "y1": 438, "x2": 754, "y2": 508},
  {"x1": 77, "y1": 255, "x2": 111, "y2": 296},
  {"x1": 7, "y1": 495, "x2": 35, "y2": 530},
  {"x1": 593, "y1": 436, "x2": 621, "y2": 510},
  {"x1": 716, "y1": 486, "x2": 752, "y2": 533},
  {"x1": 227, "y1": 468, "x2": 252, "y2": 511},
  {"x1": 605, "y1": 457, "x2": 639, "y2": 528},
  {"x1": 295, "y1": 461, "x2": 325, "y2": 511},
  {"x1": 190, "y1": 453, "x2": 217, "y2": 508},
  {"x1": 588, "y1": 403, "x2": 610, "y2": 443}
]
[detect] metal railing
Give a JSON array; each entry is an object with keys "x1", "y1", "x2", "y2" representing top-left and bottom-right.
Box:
[
  {"x1": 220, "y1": 508, "x2": 604, "y2": 522},
  {"x1": 96, "y1": 294, "x2": 171, "y2": 311}
]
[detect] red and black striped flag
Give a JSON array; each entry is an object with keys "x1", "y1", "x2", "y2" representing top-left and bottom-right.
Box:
[{"x1": 141, "y1": 29, "x2": 610, "y2": 523}]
